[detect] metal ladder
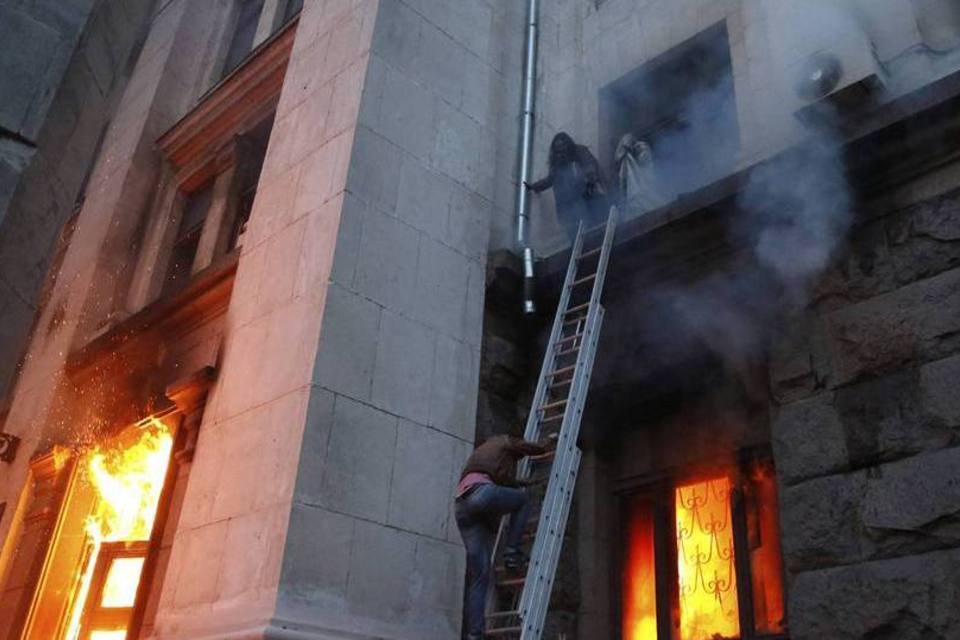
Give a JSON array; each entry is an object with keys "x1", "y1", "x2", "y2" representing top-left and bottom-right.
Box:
[{"x1": 485, "y1": 207, "x2": 618, "y2": 639}]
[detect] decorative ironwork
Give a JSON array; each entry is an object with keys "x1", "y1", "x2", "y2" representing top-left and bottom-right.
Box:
[{"x1": 675, "y1": 477, "x2": 739, "y2": 640}]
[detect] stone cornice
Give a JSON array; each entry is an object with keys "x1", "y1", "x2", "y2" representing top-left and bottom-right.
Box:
[
  {"x1": 156, "y1": 18, "x2": 297, "y2": 191},
  {"x1": 65, "y1": 251, "x2": 239, "y2": 382}
]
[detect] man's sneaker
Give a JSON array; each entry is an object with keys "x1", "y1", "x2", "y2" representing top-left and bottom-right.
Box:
[{"x1": 503, "y1": 550, "x2": 528, "y2": 571}]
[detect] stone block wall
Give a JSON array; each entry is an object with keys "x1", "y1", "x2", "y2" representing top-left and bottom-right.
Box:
[{"x1": 769, "y1": 172, "x2": 960, "y2": 639}]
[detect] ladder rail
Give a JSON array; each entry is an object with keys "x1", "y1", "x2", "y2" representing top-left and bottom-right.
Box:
[
  {"x1": 484, "y1": 207, "x2": 618, "y2": 639},
  {"x1": 520, "y1": 304, "x2": 604, "y2": 638},
  {"x1": 522, "y1": 223, "x2": 588, "y2": 445},
  {"x1": 483, "y1": 219, "x2": 588, "y2": 617}
]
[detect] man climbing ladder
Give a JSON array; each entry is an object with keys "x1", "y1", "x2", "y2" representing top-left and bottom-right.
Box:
[
  {"x1": 455, "y1": 207, "x2": 618, "y2": 639},
  {"x1": 455, "y1": 434, "x2": 550, "y2": 640}
]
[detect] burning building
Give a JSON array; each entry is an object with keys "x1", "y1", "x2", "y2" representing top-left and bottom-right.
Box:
[{"x1": 0, "y1": 1, "x2": 959, "y2": 639}]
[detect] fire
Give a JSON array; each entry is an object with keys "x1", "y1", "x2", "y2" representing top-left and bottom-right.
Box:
[
  {"x1": 623, "y1": 500, "x2": 657, "y2": 640},
  {"x1": 675, "y1": 477, "x2": 739, "y2": 640},
  {"x1": 64, "y1": 420, "x2": 174, "y2": 640}
]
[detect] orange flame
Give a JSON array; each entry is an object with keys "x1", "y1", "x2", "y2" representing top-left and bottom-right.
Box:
[
  {"x1": 675, "y1": 477, "x2": 739, "y2": 640},
  {"x1": 64, "y1": 420, "x2": 173, "y2": 640},
  {"x1": 623, "y1": 501, "x2": 657, "y2": 640}
]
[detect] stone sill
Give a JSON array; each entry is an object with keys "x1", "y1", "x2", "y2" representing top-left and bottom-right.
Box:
[{"x1": 538, "y1": 66, "x2": 960, "y2": 288}]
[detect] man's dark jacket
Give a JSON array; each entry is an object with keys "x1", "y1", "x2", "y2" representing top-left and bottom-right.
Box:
[{"x1": 459, "y1": 435, "x2": 547, "y2": 487}]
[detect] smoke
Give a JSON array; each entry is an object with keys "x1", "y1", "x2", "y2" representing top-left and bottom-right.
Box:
[
  {"x1": 618, "y1": 11, "x2": 860, "y2": 394},
  {"x1": 738, "y1": 135, "x2": 852, "y2": 303}
]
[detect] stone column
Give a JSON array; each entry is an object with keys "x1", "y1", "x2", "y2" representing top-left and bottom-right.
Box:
[{"x1": 148, "y1": 0, "x2": 501, "y2": 637}]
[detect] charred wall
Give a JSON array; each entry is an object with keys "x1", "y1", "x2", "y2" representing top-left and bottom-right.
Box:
[
  {"x1": 769, "y1": 169, "x2": 960, "y2": 637},
  {"x1": 476, "y1": 80, "x2": 960, "y2": 639}
]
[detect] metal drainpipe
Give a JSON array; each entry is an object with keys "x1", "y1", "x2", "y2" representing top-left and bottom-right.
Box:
[{"x1": 516, "y1": 0, "x2": 540, "y2": 315}]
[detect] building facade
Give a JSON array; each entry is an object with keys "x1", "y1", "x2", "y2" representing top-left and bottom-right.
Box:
[{"x1": 0, "y1": 1, "x2": 959, "y2": 639}]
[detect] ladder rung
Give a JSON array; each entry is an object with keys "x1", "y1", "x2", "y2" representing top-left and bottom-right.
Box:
[
  {"x1": 529, "y1": 449, "x2": 556, "y2": 461},
  {"x1": 563, "y1": 302, "x2": 590, "y2": 316},
  {"x1": 583, "y1": 222, "x2": 607, "y2": 235},
  {"x1": 547, "y1": 364, "x2": 576, "y2": 378},
  {"x1": 569, "y1": 273, "x2": 597, "y2": 288},
  {"x1": 555, "y1": 332, "x2": 584, "y2": 346},
  {"x1": 499, "y1": 576, "x2": 526, "y2": 588},
  {"x1": 578, "y1": 246, "x2": 601, "y2": 260},
  {"x1": 548, "y1": 379, "x2": 572, "y2": 390},
  {"x1": 485, "y1": 627, "x2": 522, "y2": 637},
  {"x1": 554, "y1": 345, "x2": 580, "y2": 358},
  {"x1": 487, "y1": 610, "x2": 520, "y2": 619},
  {"x1": 540, "y1": 398, "x2": 567, "y2": 411}
]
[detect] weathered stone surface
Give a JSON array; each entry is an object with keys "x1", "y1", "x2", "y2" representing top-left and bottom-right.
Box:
[
  {"x1": 313, "y1": 395, "x2": 398, "y2": 522},
  {"x1": 862, "y1": 447, "x2": 960, "y2": 549},
  {"x1": 387, "y1": 419, "x2": 457, "y2": 539},
  {"x1": 779, "y1": 472, "x2": 867, "y2": 572},
  {"x1": 768, "y1": 312, "x2": 832, "y2": 403},
  {"x1": 835, "y1": 368, "x2": 956, "y2": 467},
  {"x1": 920, "y1": 353, "x2": 960, "y2": 426},
  {"x1": 825, "y1": 267, "x2": 960, "y2": 384},
  {"x1": 0, "y1": 7, "x2": 63, "y2": 134},
  {"x1": 814, "y1": 218, "x2": 896, "y2": 309},
  {"x1": 886, "y1": 195, "x2": 960, "y2": 286},
  {"x1": 772, "y1": 393, "x2": 849, "y2": 485},
  {"x1": 371, "y1": 309, "x2": 434, "y2": 425},
  {"x1": 789, "y1": 548, "x2": 960, "y2": 640}
]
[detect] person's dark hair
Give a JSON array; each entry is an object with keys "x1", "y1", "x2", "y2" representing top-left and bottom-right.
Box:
[{"x1": 548, "y1": 132, "x2": 577, "y2": 170}]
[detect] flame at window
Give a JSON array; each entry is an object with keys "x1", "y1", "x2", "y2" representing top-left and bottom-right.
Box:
[
  {"x1": 675, "y1": 477, "x2": 739, "y2": 640},
  {"x1": 623, "y1": 500, "x2": 658, "y2": 640},
  {"x1": 63, "y1": 421, "x2": 174, "y2": 640}
]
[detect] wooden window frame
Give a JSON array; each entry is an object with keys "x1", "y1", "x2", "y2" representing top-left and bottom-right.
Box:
[
  {"x1": 126, "y1": 19, "x2": 294, "y2": 312},
  {"x1": 77, "y1": 541, "x2": 150, "y2": 639}
]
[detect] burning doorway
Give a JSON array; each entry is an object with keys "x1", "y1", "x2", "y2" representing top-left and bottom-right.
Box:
[
  {"x1": 21, "y1": 415, "x2": 176, "y2": 640},
  {"x1": 621, "y1": 457, "x2": 787, "y2": 640}
]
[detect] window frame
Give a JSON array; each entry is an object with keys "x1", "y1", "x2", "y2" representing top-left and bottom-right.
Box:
[
  {"x1": 126, "y1": 19, "x2": 294, "y2": 312},
  {"x1": 616, "y1": 449, "x2": 789, "y2": 640}
]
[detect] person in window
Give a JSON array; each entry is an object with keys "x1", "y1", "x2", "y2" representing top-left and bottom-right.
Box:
[
  {"x1": 454, "y1": 433, "x2": 550, "y2": 640},
  {"x1": 615, "y1": 132, "x2": 667, "y2": 212},
  {"x1": 527, "y1": 132, "x2": 610, "y2": 242}
]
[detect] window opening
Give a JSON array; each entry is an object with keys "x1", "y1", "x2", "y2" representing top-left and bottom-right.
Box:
[
  {"x1": 228, "y1": 116, "x2": 273, "y2": 251},
  {"x1": 623, "y1": 497, "x2": 658, "y2": 640},
  {"x1": 222, "y1": 0, "x2": 266, "y2": 78},
  {"x1": 676, "y1": 477, "x2": 739, "y2": 640},
  {"x1": 600, "y1": 23, "x2": 739, "y2": 211},
  {"x1": 22, "y1": 419, "x2": 176, "y2": 640},
  {"x1": 621, "y1": 459, "x2": 786, "y2": 640},
  {"x1": 164, "y1": 182, "x2": 213, "y2": 295}
]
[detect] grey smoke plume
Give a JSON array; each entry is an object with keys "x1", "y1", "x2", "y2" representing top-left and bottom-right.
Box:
[
  {"x1": 603, "y1": 0, "x2": 960, "y2": 397},
  {"x1": 738, "y1": 136, "x2": 852, "y2": 303}
]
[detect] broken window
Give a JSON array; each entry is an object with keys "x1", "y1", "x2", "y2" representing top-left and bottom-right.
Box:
[{"x1": 621, "y1": 457, "x2": 786, "y2": 640}]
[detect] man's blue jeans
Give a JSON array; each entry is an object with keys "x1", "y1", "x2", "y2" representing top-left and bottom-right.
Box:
[{"x1": 455, "y1": 483, "x2": 532, "y2": 637}]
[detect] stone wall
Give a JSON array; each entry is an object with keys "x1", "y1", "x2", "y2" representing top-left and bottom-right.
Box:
[
  {"x1": 770, "y1": 166, "x2": 960, "y2": 639},
  {"x1": 0, "y1": 0, "x2": 156, "y2": 400},
  {"x1": 0, "y1": 0, "x2": 95, "y2": 222}
]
